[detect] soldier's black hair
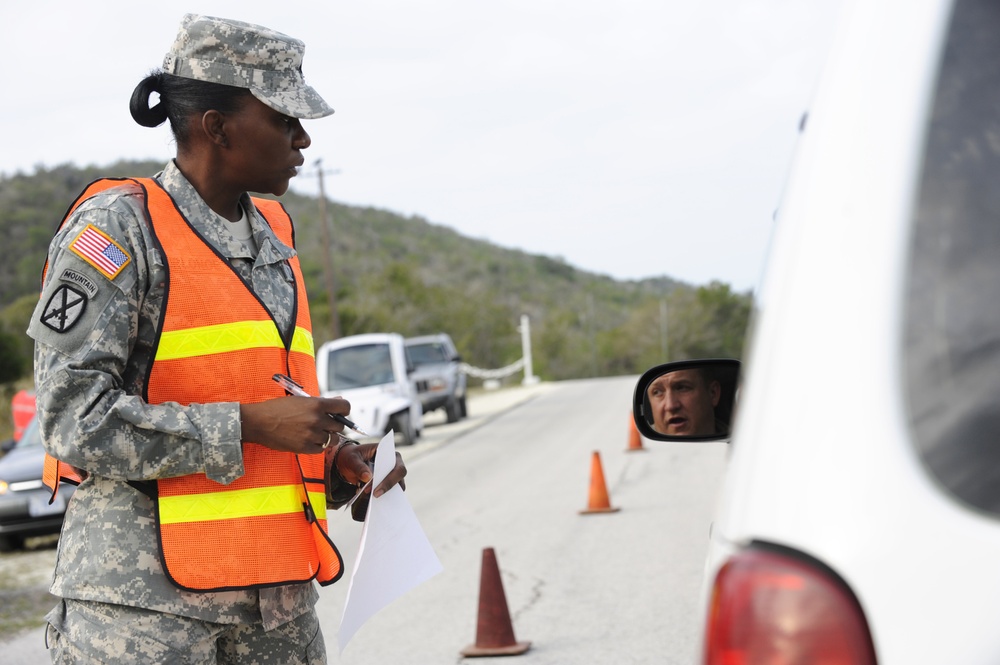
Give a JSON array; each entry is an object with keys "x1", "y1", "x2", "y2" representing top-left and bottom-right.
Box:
[{"x1": 129, "y1": 70, "x2": 252, "y2": 144}]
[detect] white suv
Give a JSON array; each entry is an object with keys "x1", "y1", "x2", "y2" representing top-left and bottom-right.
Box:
[{"x1": 633, "y1": 0, "x2": 1000, "y2": 661}]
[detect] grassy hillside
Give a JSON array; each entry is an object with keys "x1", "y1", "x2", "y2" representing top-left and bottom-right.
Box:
[{"x1": 0, "y1": 161, "x2": 751, "y2": 402}]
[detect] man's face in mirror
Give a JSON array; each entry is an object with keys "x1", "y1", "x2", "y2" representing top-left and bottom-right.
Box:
[{"x1": 647, "y1": 368, "x2": 721, "y2": 436}]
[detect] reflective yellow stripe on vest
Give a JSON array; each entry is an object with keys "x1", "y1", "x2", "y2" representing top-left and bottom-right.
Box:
[
  {"x1": 155, "y1": 321, "x2": 315, "y2": 361},
  {"x1": 159, "y1": 484, "x2": 327, "y2": 525}
]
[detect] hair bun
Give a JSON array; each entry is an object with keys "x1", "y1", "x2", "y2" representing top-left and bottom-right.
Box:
[{"x1": 129, "y1": 72, "x2": 169, "y2": 128}]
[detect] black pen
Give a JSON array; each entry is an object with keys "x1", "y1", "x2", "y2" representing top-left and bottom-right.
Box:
[{"x1": 272, "y1": 373, "x2": 370, "y2": 436}]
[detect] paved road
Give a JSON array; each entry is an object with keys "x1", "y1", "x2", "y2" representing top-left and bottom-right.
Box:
[
  {"x1": 1, "y1": 377, "x2": 730, "y2": 664},
  {"x1": 322, "y1": 375, "x2": 730, "y2": 664}
]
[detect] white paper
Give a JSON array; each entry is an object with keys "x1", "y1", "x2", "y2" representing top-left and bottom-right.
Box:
[{"x1": 337, "y1": 431, "x2": 443, "y2": 653}]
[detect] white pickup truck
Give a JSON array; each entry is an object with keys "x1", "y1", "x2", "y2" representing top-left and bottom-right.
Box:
[{"x1": 315, "y1": 332, "x2": 423, "y2": 446}]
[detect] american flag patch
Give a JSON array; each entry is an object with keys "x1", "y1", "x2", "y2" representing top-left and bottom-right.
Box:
[{"x1": 69, "y1": 225, "x2": 131, "y2": 279}]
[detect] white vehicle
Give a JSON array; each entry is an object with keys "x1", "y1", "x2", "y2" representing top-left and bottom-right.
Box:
[
  {"x1": 316, "y1": 333, "x2": 423, "y2": 446},
  {"x1": 633, "y1": 0, "x2": 1000, "y2": 662}
]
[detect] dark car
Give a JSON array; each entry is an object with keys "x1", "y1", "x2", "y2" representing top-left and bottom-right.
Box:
[{"x1": 0, "y1": 416, "x2": 75, "y2": 551}]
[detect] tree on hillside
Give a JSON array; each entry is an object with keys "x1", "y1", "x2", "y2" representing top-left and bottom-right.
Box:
[
  {"x1": 535, "y1": 309, "x2": 594, "y2": 381},
  {"x1": 666, "y1": 281, "x2": 752, "y2": 360},
  {"x1": 598, "y1": 298, "x2": 670, "y2": 375},
  {"x1": 0, "y1": 330, "x2": 25, "y2": 385},
  {"x1": 0, "y1": 294, "x2": 37, "y2": 384}
]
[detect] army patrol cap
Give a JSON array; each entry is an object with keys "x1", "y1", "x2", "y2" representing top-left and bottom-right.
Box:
[{"x1": 162, "y1": 14, "x2": 334, "y2": 119}]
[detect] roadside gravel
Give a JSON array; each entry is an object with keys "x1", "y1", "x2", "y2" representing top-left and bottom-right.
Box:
[{"x1": 0, "y1": 535, "x2": 58, "y2": 639}]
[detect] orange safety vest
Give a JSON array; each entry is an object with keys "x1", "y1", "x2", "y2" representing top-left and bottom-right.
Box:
[{"x1": 42, "y1": 177, "x2": 342, "y2": 591}]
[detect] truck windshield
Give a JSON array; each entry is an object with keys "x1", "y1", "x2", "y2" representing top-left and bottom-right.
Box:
[
  {"x1": 407, "y1": 343, "x2": 447, "y2": 366},
  {"x1": 327, "y1": 343, "x2": 395, "y2": 389}
]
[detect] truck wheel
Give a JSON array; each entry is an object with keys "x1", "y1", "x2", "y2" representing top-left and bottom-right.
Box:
[
  {"x1": 445, "y1": 397, "x2": 461, "y2": 423},
  {"x1": 0, "y1": 534, "x2": 25, "y2": 552},
  {"x1": 393, "y1": 412, "x2": 418, "y2": 446}
]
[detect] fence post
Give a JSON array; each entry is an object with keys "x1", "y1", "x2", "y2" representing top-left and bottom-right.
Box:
[{"x1": 519, "y1": 315, "x2": 540, "y2": 385}]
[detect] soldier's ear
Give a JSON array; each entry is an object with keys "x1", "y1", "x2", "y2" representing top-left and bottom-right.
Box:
[{"x1": 200, "y1": 110, "x2": 229, "y2": 148}]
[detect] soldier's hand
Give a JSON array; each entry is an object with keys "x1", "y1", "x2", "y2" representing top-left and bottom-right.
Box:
[
  {"x1": 328, "y1": 441, "x2": 407, "y2": 520},
  {"x1": 239, "y1": 396, "x2": 352, "y2": 454}
]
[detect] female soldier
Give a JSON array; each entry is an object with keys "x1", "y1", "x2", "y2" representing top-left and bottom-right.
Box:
[{"x1": 28, "y1": 14, "x2": 405, "y2": 664}]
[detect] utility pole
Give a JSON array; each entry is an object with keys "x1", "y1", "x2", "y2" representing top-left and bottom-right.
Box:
[
  {"x1": 315, "y1": 159, "x2": 341, "y2": 340},
  {"x1": 660, "y1": 299, "x2": 669, "y2": 360},
  {"x1": 587, "y1": 293, "x2": 597, "y2": 377}
]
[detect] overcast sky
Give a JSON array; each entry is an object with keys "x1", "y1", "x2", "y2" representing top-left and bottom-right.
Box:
[{"x1": 1, "y1": 1, "x2": 847, "y2": 292}]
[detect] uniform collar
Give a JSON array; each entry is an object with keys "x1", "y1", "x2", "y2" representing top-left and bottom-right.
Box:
[{"x1": 156, "y1": 160, "x2": 297, "y2": 263}]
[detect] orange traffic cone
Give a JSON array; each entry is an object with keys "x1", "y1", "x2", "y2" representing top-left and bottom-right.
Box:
[
  {"x1": 579, "y1": 451, "x2": 620, "y2": 514},
  {"x1": 626, "y1": 413, "x2": 645, "y2": 452},
  {"x1": 461, "y1": 548, "x2": 532, "y2": 658}
]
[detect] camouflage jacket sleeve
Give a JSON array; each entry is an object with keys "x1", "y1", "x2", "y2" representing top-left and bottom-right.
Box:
[{"x1": 26, "y1": 187, "x2": 245, "y2": 485}]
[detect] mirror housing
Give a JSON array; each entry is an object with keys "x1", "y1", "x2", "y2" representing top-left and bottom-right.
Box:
[{"x1": 632, "y1": 358, "x2": 741, "y2": 442}]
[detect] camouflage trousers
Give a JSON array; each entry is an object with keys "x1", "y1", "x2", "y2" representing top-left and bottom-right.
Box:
[{"x1": 45, "y1": 598, "x2": 327, "y2": 664}]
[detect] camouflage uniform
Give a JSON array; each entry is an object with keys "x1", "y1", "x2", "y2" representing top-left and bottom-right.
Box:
[
  {"x1": 28, "y1": 12, "x2": 341, "y2": 661},
  {"x1": 28, "y1": 161, "x2": 332, "y2": 663}
]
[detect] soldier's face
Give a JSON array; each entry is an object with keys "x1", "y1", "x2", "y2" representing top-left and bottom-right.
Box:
[{"x1": 222, "y1": 97, "x2": 311, "y2": 196}]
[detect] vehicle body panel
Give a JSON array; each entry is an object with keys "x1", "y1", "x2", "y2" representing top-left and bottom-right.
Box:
[{"x1": 701, "y1": 0, "x2": 1000, "y2": 661}]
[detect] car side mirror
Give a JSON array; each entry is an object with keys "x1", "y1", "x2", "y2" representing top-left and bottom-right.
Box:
[{"x1": 632, "y1": 358, "x2": 741, "y2": 442}]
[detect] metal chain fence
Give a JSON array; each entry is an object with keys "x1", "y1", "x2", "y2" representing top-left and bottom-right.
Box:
[{"x1": 458, "y1": 358, "x2": 525, "y2": 381}]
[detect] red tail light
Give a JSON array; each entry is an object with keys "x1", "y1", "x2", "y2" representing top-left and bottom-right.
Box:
[{"x1": 704, "y1": 547, "x2": 877, "y2": 665}]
